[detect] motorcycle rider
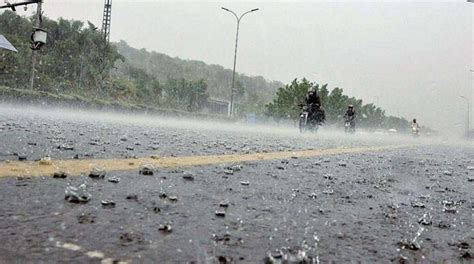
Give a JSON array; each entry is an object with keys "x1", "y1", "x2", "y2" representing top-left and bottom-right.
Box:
[
  {"x1": 306, "y1": 87, "x2": 321, "y2": 107},
  {"x1": 344, "y1": 105, "x2": 356, "y2": 131},
  {"x1": 305, "y1": 87, "x2": 323, "y2": 124},
  {"x1": 411, "y1": 118, "x2": 420, "y2": 136}
]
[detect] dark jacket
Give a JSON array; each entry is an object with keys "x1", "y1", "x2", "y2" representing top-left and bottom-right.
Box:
[
  {"x1": 306, "y1": 92, "x2": 321, "y2": 106},
  {"x1": 344, "y1": 109, "x2": 356, "y2": 121}
]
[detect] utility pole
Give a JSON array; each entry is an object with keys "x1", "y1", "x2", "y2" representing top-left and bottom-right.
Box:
[
  {"x1": 29, "y1": 0, "x2": 42, "y2": 90},
  {"x1": 102, "y1": 0, "x2": 112, "y2": 43},
  {"x1": 98, "y1": 0, "x2": 112, "y2": 95},
  {"x1": 221, "y1": 7, "x2": 259, "y2": 116}
]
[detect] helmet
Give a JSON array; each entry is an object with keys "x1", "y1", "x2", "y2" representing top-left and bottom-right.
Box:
[
  {"x1": 413, "y1": 118, "x2": 417, "y2": 123},
  {"x1": 348, "y1": 104, "x2": 353, "y2": 108}
]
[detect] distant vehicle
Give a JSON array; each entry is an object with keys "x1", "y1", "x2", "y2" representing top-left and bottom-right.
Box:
[
  {"x1": 411, "y1": 119, "x2": 420, "y2": 137},
  {"x1": 344, "y1": 117, "x2": 355, "y2": 134},
  {"x1": 299, "y1": 104, "x2": 323, "y2": 133},
  {"x1": 343, "y1": 105, "x2": 356, "y2": 134},
  {"x1": 388, "y1": 128, "x2": 398, "y2": 133}
]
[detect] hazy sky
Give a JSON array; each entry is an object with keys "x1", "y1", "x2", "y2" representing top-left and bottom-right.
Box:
[{"x1": 14, "y1": 0, "x2": 473, "y2": 134}]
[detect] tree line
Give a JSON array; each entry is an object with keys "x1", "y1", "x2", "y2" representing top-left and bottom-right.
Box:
[
  {"x1": 0, "y1": 11, "x2": 216, "y2": 111},
  {"x1": 113, "y1": 41, "x2": 278, "y2": 113},
  {"x1": 265, "y1": 78, "x2": 413, "y2": 131},
  {"x1": 1, "y1": 11, "x2": 420, "y2": 131}
]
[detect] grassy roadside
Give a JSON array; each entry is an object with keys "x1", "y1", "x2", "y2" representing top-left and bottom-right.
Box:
[{"x1": 0, "y1": 86, "x2": 235, "y2": 121}]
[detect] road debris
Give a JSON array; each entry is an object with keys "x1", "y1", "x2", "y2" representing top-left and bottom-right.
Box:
[
  {"x1": 39, "y1": 156, "x2": 52, "y2": 165},
  {"x1": 53, "y1": 171, "x2": 68, "y2": 178},
  {"x1": 158, "y1": 224, "x2": 173, "y2": 233},
  {"x1": 89, "y1": 167, "x2": 106, "y2": 179},
  {"x1": 215, "y1": 210, "x2": 226, "y2": 217},
  {"x1": 108, "y1": 176, "x2": 120, "y2": 183},
  {"x1": 240, "y1": 181, "x2": 250, "y2": 186},
  {"x1": 182, "y1": 172, "x2": 194, "y2": 181},
  {"x1": 139, "y1": 164, "x2": 154, "y2": 176},
  {"x1": 101, "y1": 200, "x2": 116, "y2": 208},
  {"x1": 65, "y1": 185, "x2": 91, "y2": 204}
]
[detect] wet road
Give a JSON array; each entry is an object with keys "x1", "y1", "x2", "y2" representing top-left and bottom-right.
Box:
[{"x1": 0, "y1": 105, "x2": 473, "y2": 263}]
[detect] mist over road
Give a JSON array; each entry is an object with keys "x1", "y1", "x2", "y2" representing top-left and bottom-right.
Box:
[{"x1": 0, "y1": 105, "x2": 472, "y2": 263}]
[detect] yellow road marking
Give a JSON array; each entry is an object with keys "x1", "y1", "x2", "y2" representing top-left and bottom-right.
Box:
[{"x1": 0, "y1": 145, "x2": 405, "y2": 178}]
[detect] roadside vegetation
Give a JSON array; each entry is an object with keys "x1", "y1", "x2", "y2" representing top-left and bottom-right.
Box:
[
  {"x1": 0, "y1": 11, "x2": 425, "y2": 132},
  {"x1": 0, "y1": 11, "x2": 278, "y2": 113},
  {"x1": 265, "y1": 78, "x2": 426, "y2": 132}
]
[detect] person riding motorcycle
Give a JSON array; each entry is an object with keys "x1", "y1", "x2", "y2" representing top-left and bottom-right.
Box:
[
  {"x1": 344, "y1": 105, "x2": 356, "y2": 132},
  {"x1": 411, "y1": 118, "x2": 420, "y2": 136},
  {"x1": 305, "y1": 87, "x2": 325, "y2": 124}
]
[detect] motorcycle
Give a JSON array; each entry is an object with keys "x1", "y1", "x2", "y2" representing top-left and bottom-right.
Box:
[
  {"x1": 412, "y1": 126, "x2": 420, "y2": 137},
  {"x1": 299, "y1": 104, "x2": 322, "y2": 133},
  {"x1": 344, "y1": 117, "x2": 356, "y2": 134}
]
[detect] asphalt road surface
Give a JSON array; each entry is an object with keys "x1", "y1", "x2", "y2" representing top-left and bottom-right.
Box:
[{"x1": 0, "y1": 105, "x2": 472, "y2": 263}]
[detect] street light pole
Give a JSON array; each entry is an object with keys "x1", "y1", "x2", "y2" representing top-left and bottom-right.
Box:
[
  {"x1": 460, "y1": 96, "x2": 470, "y2": 138},
  {"x1": 221, "y1": 7, "x2": 259, "y2": 116},
  {"x1": 29, "y1": 0, "x2": 42, "y2": 90}
]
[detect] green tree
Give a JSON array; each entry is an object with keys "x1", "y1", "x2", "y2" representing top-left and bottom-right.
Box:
[
  {"x1": 265, "y1": 78, "x2": 312, "y2": 120},
  {"x1": 0, "y1": 12, "x2": 123, "y2": 94},
  {"x1": 113, "y1": 41, "x2": 282, "y2": 110},
  {"x1": 162, "y1": 78, "x2": 209, "y2": 111},
  {"x1": 188, "y1": 79, "x2": 209, "y2": 111},
  {"x1": 265, "y1": 78, "x2": 413, "y2": 131}
]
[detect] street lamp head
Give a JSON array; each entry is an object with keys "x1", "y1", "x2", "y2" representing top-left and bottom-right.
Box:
[
  {"x1": 251, "y1": 8, "x2": 259, "y2": 12},
  {"x1": 221, "y1": 7, "x2": 230, "y2": 11}
]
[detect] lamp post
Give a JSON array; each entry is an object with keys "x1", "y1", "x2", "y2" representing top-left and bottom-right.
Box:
[
  {"x1": 460, "y1": 95, "x2": 470, "y2": 138},
  {"x1": 0, "y1": 1, "x2": 44, "y2": 90},
  {"x1": 221, "y1": 7, "x2": 259, "y2": 116}
]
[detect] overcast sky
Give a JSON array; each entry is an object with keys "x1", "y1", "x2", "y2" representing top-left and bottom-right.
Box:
[{"x1": 15, "y1": 0, "x2": 473, "y2": 135}]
